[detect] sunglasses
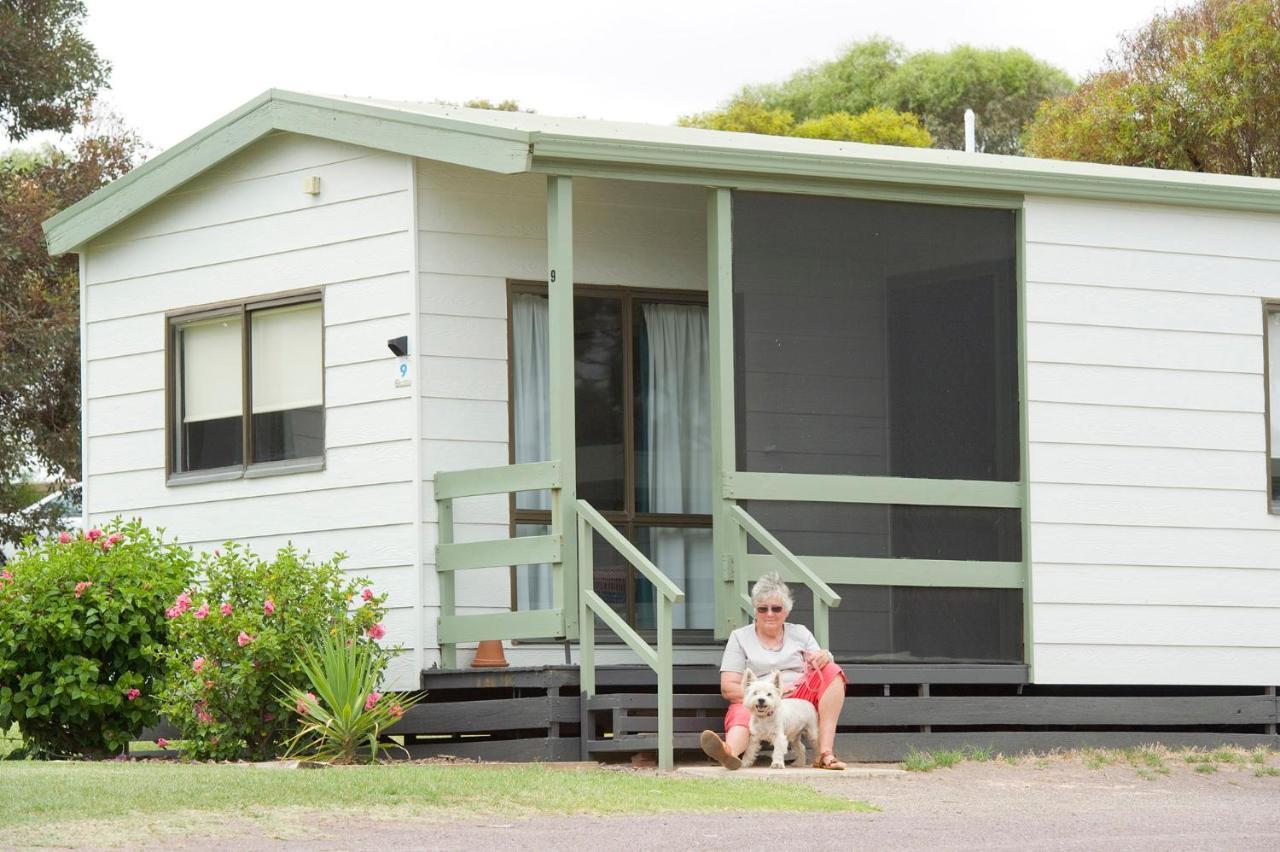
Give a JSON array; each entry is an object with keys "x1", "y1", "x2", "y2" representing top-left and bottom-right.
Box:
[{"x1": 755, "y1": 605, "x2": 785, "y2": 614}]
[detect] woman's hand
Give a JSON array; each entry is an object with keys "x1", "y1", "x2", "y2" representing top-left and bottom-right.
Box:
[{"x1": 803, "y1": 649, "x2": 831, "y2": 670}]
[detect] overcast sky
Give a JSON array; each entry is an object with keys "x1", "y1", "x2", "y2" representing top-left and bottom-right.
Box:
[{"x1": 77, "y1": 0, "x2": 1177, "y2": 150}]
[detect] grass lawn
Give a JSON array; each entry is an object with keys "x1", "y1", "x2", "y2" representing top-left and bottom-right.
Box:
[{"x1": 0, "y1": 761, "x2": 861, "y2": 845}]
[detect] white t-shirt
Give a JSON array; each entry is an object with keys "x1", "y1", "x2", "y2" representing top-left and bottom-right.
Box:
[{"x1": 719, "y1": 622, "x2": 820, "y2": 691}]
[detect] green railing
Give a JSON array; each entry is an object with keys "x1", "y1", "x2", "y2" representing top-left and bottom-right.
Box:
[
  {"x1": 435, "y1": 460, "x2": 565, "y2": 668},
  {"x1": 576, "y1": 499, "x2": 684, "y2": 772},
  {"x1": 728, "y1": 504, "x2": 842, "y2": 649}
]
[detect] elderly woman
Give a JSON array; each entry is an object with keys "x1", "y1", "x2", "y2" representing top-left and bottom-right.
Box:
[{"x1": 699, "y1": 572, "x2": 848, "y2": 770}]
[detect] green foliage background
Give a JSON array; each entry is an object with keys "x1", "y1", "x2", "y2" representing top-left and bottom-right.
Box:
[{"x1": 1026, "y1": 0, "x2": 1280, "y2": 176}]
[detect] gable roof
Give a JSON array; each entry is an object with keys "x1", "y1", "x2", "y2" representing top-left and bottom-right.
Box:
[{"x1": 44, "y1": 88, "x2": 1280, "y2": 255}]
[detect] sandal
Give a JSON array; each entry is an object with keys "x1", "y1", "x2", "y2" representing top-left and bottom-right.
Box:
[
  {"x1": 699, "y1": 730, "x2": 742, "y2": 770},
  {"x1": 814, "y1": 750, "x2": 847, "y2": 770}
]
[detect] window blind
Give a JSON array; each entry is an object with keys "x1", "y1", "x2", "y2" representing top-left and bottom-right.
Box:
[
  {"x1": 251, "y1": 302, "x2": 322, "y2": 414},
  {"x1": 181, "y1": 315, "x2": 243, "y2": 423}
]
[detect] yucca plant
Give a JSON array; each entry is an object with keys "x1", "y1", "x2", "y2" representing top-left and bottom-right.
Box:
[{"x1": 280, "y1": 629, "x2": 423, "y2": 763}]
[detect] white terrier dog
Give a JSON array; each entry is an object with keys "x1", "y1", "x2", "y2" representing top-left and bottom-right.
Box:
[{"x1": 740, "y1": 669, "x2": 819, "y2": 768}]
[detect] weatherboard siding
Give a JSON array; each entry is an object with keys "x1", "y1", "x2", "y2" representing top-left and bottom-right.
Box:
[
  {"x1": 1024, "y1": 195, "x2": 1280, "y2": 686},
  {"x1": 81, "y1": 133, "x2": 420, "y2": 689},
  {"x1": 413, "y1": 160, "x2": 706, "y2": 667}
]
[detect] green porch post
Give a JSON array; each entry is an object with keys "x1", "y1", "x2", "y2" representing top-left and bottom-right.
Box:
[
  {"x1": 547, "y1": 175, "x2": 579, "y2": 640},
  {"x1": 707, "y1": 187, "x2": 741, "y2": 639}
]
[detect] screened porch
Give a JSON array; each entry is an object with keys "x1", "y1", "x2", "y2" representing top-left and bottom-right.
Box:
[{"x1": 433, "y1": 176, "x2": 1029, "y2": 768}]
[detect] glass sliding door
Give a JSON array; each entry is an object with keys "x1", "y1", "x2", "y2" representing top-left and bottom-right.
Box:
[{"x1": 509, "y1": 284, "x2": 714, "y2": 634}]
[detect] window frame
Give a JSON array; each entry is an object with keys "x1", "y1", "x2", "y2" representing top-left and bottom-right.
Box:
[
  {"x1": 165, "y1": 288, "x2": 326, "y2": 486},
  {"x1": 1265, "y1": 300, "x2": 1280, "y2": 512},
  {"x1": 505, "y1": 279, "x2": 713, "y2": 637}
]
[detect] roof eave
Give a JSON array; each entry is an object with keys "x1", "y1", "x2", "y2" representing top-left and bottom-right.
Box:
[{"x1": 529, "y1": 136, "x2": 1280, "y2": 214}]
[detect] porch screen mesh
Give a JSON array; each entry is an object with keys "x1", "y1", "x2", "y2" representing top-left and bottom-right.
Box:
[
  {"x1": 732, "y1": 191, "x2": 1022, "y2": 663},
  {"x1": 732, "y1": 191, "x2": 1018, "y2": 481}
]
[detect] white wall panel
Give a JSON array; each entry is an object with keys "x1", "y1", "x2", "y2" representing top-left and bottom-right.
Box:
[
  {"x1": 419, "y1": 274, "x2": 511, "y2": 319},
  {"x1": 83, "y1": 134, "x2": 421, "y2": 676},
  {"x1": 1026, "y1": 242, "x2": 1280, "y2": 297},
  {"x1": 1034, "y1": 564, "x2": 1280, "y2": 608},
  {"x1": 86, "y1": 232, "x2": 409, "y2": 323},
  {"x1": 1030, "y1": 483, "x2": 1279, "y2": 530},
  {"x1": 325, "y1": 274, "x2": 412, "y2": 326},
  {"x1": 1028, "y1": 401, "x2": 1263, "y2": 451},
  {"x1": 1033, "y1": 644, "x2": 1280, "y2": 685},
  {"x1": 1026, "y1": 281, "x2": 1262, "y2": 335},
  {"x1": 1027, "y1": 362, "x2": 1263, "y2": 413},
  {"x1": 91, "y1": 440, "x2": 414, "y2": 513},
  {"x1": 1025, "y1": 195, "x2": 1280, "y2": 686},
  {"x1": 1027, "y1": 322, "x2": 1260, "y2": 374},
  {"x1": 1028, "y1": 442, "x2": 1264, "y2": 491},
  {"x1": 1025, "y1": 196, "x2": 1280, "y2": 259},
  {"x1": 102, "y1": 151, "x2": 407, "y2": 245},
  {"x1": 86, "y1": 391, "x2": 165, "y2": 438}
]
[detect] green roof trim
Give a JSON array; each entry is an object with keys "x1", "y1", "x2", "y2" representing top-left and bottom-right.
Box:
[{"x1": 44, "y1": 89, "x2": 1280, "y2": 254}]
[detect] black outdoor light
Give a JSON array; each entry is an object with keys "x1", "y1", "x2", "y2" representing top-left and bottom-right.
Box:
[{"x1": 387, "y1": 336, "x2": 408, "y2": 357}]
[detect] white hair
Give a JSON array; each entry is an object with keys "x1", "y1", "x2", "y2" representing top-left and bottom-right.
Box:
[{"x1": 750, "y1": 572, "x2": 793, "y2": 613}]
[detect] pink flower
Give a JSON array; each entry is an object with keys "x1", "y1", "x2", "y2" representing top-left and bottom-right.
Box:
[
  {"x1": 263, "y1": 599, "x2": 275, "y2": 616},
  {"x1": 237, "y1": 631, "x2": 254, "y2": 647},
  {"x1": 367, "y1": 622, "x2": 386, "y2": 641},
  {"x1": 164, "y1": 606, "x2": 180, "y2": 619},
  {"x1": 296, "y1": 691, "x2": 317, "y2": 715},
  {"x1": 155, "y1": 737, "x2": 169, "y2": 749},
  {"x1": 365, "y1": 691, "x2": 382, "y2": 711},
  {"x1": 125, "y1": 688, "x2": 140, "y2": 701},
  {"x1": 204, "y1": 679, "x2": 214, "y2": 689},
  {"x1": 220, "y1": 602, "x2": 232, "y2": 617},
  {"x1": 74, "y1": 581, "x2": 92, "y2": 598},
  {"x1": 389, "y1": 703, "x2": 404, "y2": 720},
  {"x1": 86, "y1": 528, "x2": 103, "y2": 541},
  {"x1": 1, "y1": 569, "x2": 14, "y2": 582},
  {"x1": 192, "y1": 656, "x2": 205, "y2": 673},
  {"x1": 193, "y1": 602, "x2": 210, "y2": 620},
  {"x1": 58, "y1": 531, "x2": 72, "y2": 544},
  {"x1": 361, "y1": 588, "x2": 374, "y2": 602},
  {"x1": 107, "y1": 532, "x2": 123, "y2": 546},
  {"x1": 262, "y1": 711, "x2": 276, "y2": 722},
  {"x1": 99, "y1": 539, "x2": 111, "y2": 552},
  {"x1": 174, "y1": 592, "x2": 192, "y2": 614}
]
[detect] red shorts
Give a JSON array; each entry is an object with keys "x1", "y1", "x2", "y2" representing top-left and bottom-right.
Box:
[{"x1": 724, "y1": 662, "x2": 846, "y2": 732}]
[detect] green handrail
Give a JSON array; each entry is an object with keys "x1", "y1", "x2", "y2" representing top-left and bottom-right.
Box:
[
  {"x1": 728, "y1": 504, "x2": 841, "y2": 650},
  {"x1": 436, "y1": 461, "x2": 563, "y2": 668},
  {"x1": 576, "y1": 499, "x2": 684, "y2": 772}
]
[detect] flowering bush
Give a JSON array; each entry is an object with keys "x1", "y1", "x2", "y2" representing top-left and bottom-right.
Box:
[
  {"x1": 0, "y1": 520, "x2": 195, "y2": 757},
  {"x1": 157, "y1": 543, "x2": 391, "y2": 760},
  {"x1": 283, "y1": 627, "x2": 423, "y2": 764}
]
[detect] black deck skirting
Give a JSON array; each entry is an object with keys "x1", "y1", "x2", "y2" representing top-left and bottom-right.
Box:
[{"x1": 391, "y1": 665, "x2": 1278, "y2": 762}]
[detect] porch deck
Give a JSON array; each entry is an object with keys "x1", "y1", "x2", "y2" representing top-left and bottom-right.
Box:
[{"x1": 384, "y1": 664, "x2": 1279, "y2": 763}]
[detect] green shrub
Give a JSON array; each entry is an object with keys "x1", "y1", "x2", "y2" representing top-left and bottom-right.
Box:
[
  {"x1": 157, "y1": 543, "x2": 390, "y2": 761},
  {"x1": 0, "y1": 521, "x2": 195, "y2": 757},
  {"x1": 283, "y1": 628, "x2": 423, "y2": 763}
]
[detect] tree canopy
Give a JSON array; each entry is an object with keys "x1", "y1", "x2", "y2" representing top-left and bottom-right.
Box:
[
  {"x1": 0, "y1": 0, "x2": 110, "y2": 141},
  {"x1": 1025, "y1": 0, "x2": 1280, "y2": 176},
  {"x1": 678, "y1": 100, "x2": 933, "y2": 147},
  {"x1": 0, "y1": 121, "x2": 142, "y2": 546},
  {"x1": 684, "y1": 38, "x2": 1074, "y2": 154}
]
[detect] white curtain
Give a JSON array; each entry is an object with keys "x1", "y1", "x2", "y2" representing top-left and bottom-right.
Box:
[
  {"x1": 511, "y1": 294, "x2": 553, "y2": 611},
  {"x1": 642, "y1": 303, "x2": 712, "y2": 629}
]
